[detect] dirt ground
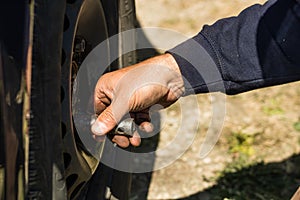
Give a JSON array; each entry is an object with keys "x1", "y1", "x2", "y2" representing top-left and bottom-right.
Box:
[{"x1": 134, "y1": 0, "x2": 300, "y2": 199}]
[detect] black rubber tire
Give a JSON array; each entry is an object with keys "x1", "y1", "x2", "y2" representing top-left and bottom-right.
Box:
[
  {"x1": 28, "y1": 1, "x2": 67, "y2": 199},
  {"x1": 0, "y1": 2, "x2": 30, "y2": 200},
  {"x1": 0, "y1": 45, "x2": 25, "y2": 200},
  {"x1": 29, "y1": 0, "x2": 137, "y2": 199}
]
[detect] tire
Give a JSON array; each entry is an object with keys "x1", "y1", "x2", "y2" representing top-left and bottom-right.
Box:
[
  {"x1": 0, "y1": 45, "x2": 26, "y2": 200},
  {"x1": 28, "y1": 1, "x2": 67, "y2": 199},
  {"x1": 29, "y1": 0, "x2": 137, "y2": 199},
  {"x1": 0, "y1": 2, "x2": 30, "y2": 200}
]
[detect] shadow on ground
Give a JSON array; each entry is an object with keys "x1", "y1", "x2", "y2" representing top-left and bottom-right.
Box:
[{"x1": 178, "y1": 154, "x2": 300, "y2": 200}]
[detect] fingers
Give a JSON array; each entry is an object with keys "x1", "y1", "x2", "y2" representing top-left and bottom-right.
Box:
[
  {"x1": 139, "y1": 121, "x2": 154, "y2": 133},
  {"x1": 129, "y1": 131, "x2": 141, "y2": 147},
  {"x1": 111, "y1": 130, "x2": 141, "y2": 148},
  {"x1": 94, "y1": 93, "x2": 112, "y2": 116},
  {"x1": 92, "y1": 104, "x2": 156, "y2": 148},
  {"x1": 112, "y1": 135, "x2": 130, "y2": 148},
  {"x1": 91, "y1": 113, "x2": 154, "y2": 148},
  {"x1": 91, "y1": 105, "x2": 117, "y2": 136},
  {"x1": 130, "y1": 110, "x2": 154, "y2": 133},
  {"x1": 130, "y1": 111, "x2": 150, "y2": 124},
  {"x1": 91, "y1": 105, "x2": 142, "y2": 147},
  {"x1": 111, "y1": 131, "x2": 141, "y2": 148}
]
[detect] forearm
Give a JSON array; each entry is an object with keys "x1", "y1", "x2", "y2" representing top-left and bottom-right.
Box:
[{"x1": 168, "y1": 0, "x2": 300, "y2": 95}]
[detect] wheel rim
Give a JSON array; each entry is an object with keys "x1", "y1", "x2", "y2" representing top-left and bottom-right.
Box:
[{"x1": 61, "y1": 0, "x2": 109, "y2": 198}]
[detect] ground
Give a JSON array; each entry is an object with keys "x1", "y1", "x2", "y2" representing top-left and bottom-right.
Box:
[{"x1": 133, "y1": 0, "x2": 300, "y2": 199}]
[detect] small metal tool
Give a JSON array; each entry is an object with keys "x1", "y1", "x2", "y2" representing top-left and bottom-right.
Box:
[{"x1": 112, "y1": 118, "x2": 136, "y2": 137}]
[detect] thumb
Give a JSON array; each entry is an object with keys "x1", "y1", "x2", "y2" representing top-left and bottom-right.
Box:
[{"x1": 91, "y1": 105, "x2": 118, "y2": 135}]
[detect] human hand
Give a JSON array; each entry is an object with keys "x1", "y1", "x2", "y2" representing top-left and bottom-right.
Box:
[{"x1": 91, "y1": 53, "x2": 184, "y2": 147}]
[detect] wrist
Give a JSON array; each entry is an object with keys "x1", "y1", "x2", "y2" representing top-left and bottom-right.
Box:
[
  {"x1": 144, "y1": 53, "x2": 184, "y2": 98},
  {"x1": 163, "y1": 53, "x2": 182, "y2": 75},
  {"x1": 163, "y1": 53, "x2": 185, "y2": 98}
]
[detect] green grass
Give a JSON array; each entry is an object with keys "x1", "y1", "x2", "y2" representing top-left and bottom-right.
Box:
[
  {"x1": 197, "y1": 129, "x2": 300, "y2": 200},
  {"x1": 205, "y1": 154, "x2": 300, "y2": 200},
  {"x1": 293, "y1": 121, "x2": 300, "y2": 132},
  {"x1": 262, "y1": 98, "x2": 284, "y2": 116},
  {"x1": 228, "y1": 132, "x2": 255, "y2": 158},
  {"x1": 207, "y1": 132, "x2": 299, "y2": 200}
]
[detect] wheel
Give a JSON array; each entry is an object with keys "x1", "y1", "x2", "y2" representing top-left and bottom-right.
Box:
[
  {"x1": 29, "y1": 0, "x2": 137, "y2": 199},
  {"x1": 28, "y1": 1, "x2": 67, "y2": 199},
  {"x1": 0, "y1": 45, "x2": 26, "y2": 200},
  {"x1": 0, "y1": 1, "x2": 32, "y2": 200}
]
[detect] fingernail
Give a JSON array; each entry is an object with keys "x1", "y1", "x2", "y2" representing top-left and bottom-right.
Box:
[{"x1": 91, "y1": 120, "x2": 107, "y2": 135}]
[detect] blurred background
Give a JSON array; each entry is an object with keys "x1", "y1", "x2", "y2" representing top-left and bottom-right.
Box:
[{"x1": 134, "y1": 0, "x2": 300, "y2": 199}]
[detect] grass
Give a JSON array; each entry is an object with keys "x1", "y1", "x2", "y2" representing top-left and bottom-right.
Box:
[
  {"x1": 208, "y1": 129, "x2": 300, "y2": 200},
  {"x1": 206, "y1": 132, "x2": 299, "y2": 200},
  {"x1": 228, "y1": 132, "x2": 255, "y2": 159},
  {"x1": 262, "y1": 98, "x2": 284, "y2": 116},
  {"x1": 293, "y1": 121, "x2": 300, "y2": 132},
  {"x1": 179, "y1": 153, "x2": 300, "y2": 200},
  {"x1": 209, "y1": 161, "x2": 299, "y2": 200}
]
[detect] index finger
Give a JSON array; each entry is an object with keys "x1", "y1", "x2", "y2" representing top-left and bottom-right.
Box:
[{"x1": 94, "y1": 95, "x2": 111, "y2": 115}]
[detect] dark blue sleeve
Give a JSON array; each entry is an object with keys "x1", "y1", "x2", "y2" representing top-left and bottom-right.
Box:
[{"x1": 168, "y1": 0, "x2": 300, "y2": 95}]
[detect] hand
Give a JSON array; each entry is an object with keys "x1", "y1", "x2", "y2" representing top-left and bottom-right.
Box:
[{"x1": 91, "y1": 53, "x2": 184, "y2": 147}]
